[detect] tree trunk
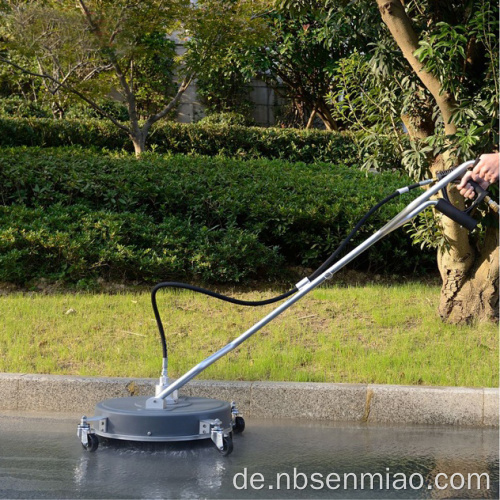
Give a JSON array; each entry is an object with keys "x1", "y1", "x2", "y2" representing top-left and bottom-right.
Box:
[
  {"x1": 376, "y1": 0, "x2": 499, "y2": 323},
  {"x1": 438, "y1": 224, "x2": 499, "y2": 323},
  {"x1": 131, "y1": 130, "x2": 146, "y2": 156},
  {"x1": 306, "y1": 107, "x2": 317, "y2": 129},
  {"x1": 317, "y1": 101, "x2": 338, "y2": 131}
]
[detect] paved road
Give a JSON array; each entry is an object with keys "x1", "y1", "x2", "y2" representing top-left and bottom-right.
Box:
[{"x1": 0, "y1": 412, "x2": 498, "y2": 499}]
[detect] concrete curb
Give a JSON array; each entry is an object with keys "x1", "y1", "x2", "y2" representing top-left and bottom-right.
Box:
[{"x1": 0, "y1": 373, "x2": 497, "y2": 427}]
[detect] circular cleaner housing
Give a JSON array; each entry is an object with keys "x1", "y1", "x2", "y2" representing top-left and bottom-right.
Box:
[{"x1": 78, "y1": 396, "x2": 239, "y2": 455}]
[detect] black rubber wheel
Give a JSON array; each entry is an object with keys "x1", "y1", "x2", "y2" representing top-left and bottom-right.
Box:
[
  {"x1": 218, "y1": 434, "x2": 233, "y2": 456},
  {"x1": 82, "y1": 433, "x2": 99, "y2": 452},
  {"x1": 233, "y1": 416, "x2": 245, "y2": 434}
]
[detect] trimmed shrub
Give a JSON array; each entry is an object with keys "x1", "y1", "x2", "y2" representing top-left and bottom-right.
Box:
[
  {"x1": 0, "y1": 147, "x2": 434, "y2": 285},
  {"x1": 0, "y1": 117, "x2": 128, "y2": 150},
  {"x1": 0, "y1": 117, "x2": 360, "y2": 165},
  {"x1": 0, "y1": 204, "x2": 282, "y2": 284}
]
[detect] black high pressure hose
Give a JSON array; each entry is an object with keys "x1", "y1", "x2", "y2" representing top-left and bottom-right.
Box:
[
  {"x1": 151, "y1": 186, "x2": 419, "y2": 360},
  {"x1": 151, "y1": 283, "x2": 296, "y2": 359},
  {"x1": 306, "y1": 190, "x2": 401, "y2": 281}
]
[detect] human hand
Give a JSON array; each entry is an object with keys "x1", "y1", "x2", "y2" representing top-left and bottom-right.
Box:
[
  {"x1": 457, "y1": 153, "x2": 499, "y2": 199},
  {"x1": 457, "y1": 171, "x2": 490, "y2": 199}
]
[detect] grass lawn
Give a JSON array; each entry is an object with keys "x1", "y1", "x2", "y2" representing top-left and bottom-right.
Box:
[{"x1": 0, "y1": 283, "x2": 497, "y2": 388}]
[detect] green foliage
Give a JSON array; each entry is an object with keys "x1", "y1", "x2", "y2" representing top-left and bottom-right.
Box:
[
  {"x1": 0, "y1": 96, "x2": 130, "y2": 121},
  {"x1": 129, "y1": 33, "x2": 177, "y2": 118},
  {"x1": 285, "y1": 0, "x2": 499, "y2": 176},
  {"x1": 0, "y1": 0, "x2": 271, "y2": 151},
  {"x1": 185, "y1": 0, "x2": 271, "y2": 120},
  {"x1": 196, "y1": 70, "x2": 253, "y2": 118},
  {"x1": 0, "y1": 96, "x2": 51, "y2": 118},
  {"x1": 262, "y1": 1, "x2": 382, "y2": 129},
  {"x1": 405, "y1": 210, "x2": 451, "y2": 252},
  {"x1": 0, "y1": 117, "x2": 360, "y2": 164},
  {"x1": 0, "y1": 204, "x2": 280, "y2": 284},
  {"x1": 0, "y1": 51, "x2": 42, "y2": 99},
  {"x1": 64, "y1": 99, "x2": 130, "y2": 122},
  {"x1": 412, "y1": 2, "x2": 499, "y2": 161},
  {"x1": 401, "y1": 140, "x2": 433, "y2": 179},
  {"x1": 184, "y1": 0, "x2": 270, "y2": 76},
  {"x1": 326, "y1": 44, "x2": 417, "y2": 174},
  {"x1": 250, "y1": 9, "x2": 342, "y2": 129},
  {"x1": 197, "y1": 112, "x2": 250, "y2": 127},
  {"x1": 0, "y1": 117, "x2": 130, "y2": 150},
  {"x1": 0, "y1": 146, "x2": 434, "y2": 285}
]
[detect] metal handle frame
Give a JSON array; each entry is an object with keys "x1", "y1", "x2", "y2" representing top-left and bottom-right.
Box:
[{"x1": 146, "y1": 160, "x2": 475, "y2": 409}]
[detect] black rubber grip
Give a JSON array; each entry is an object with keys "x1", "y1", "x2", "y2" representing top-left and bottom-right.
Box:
[{"x1": 435, "y1": 199, "x2": 478, "y2": 231}]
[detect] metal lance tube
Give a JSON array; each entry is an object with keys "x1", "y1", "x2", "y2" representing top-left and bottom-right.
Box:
[{"x1": 146, "y1": 160, "x2": 474, "y2": 409}]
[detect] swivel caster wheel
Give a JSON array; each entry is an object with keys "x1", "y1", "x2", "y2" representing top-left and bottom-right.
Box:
[
  {"x1": 218, "y1": 433, "x2": 233, "y2": 456},
  {"x1": 82, "y1": 433, "x2": 99, "y2": 452},
  {"x1": 233, "y1": 416, "x2": 245, "y2": 434}
]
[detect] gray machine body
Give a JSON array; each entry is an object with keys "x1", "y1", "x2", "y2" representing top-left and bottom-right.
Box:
[{"x1": 94, "y1": 396, "x2": 232, "y2": 442}]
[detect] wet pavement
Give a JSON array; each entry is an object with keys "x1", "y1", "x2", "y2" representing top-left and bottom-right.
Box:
[{"x1": 0, "y1": 412, "x2": 498, "y2": 499}]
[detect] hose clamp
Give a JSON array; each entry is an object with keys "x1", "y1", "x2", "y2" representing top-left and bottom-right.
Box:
[{"x1": 295, "y1": 277, "x2": 310, "y2": 290}]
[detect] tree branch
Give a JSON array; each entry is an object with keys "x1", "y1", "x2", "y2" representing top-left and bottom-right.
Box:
[
  {"x1": 145, "y1": 74, "x2": 194, "y2": 128},
  {"x1": 77, "y1": 0, "x2": 139, "y2": 128},
  {"x1": 76, "y1": 0, "x2": 101, "y2": 36},
  {"x1": 0, "y1": 57, "x2": 131, "y2": 134},
  {"x1": 55, "y1": 62, "x2": 86, "y2": 91},
  {"x1": 109, "y1": 6, "x2": 128, "y2": 45},
  {"x1": 81, "y1": 64, "x2": 114, "y2": 82},
  {"x1": 375, "y1": 0, "x2": 457, "y2": 135}
]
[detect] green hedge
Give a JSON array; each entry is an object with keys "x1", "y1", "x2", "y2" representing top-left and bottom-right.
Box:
[
  {"x1": 0, "y1": 147, "x2": 434, "y2": 285},
  {"x1": 0, "y1": 117, "x2": 359, "y2": 165},
  {"x1": 0, "y1": 204, "x2": 280, "y2": 284}
]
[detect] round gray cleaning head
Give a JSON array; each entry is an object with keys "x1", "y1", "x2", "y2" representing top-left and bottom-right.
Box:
[{"x1": 94, "y1": 396, "x2": 232, "y2": 442}]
